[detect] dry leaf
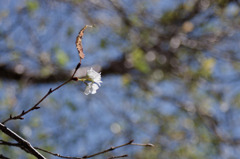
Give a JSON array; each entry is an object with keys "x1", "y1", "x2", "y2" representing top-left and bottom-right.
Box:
[{"x1": 75, "y1": 25, "x2": 93, "y2": 61}]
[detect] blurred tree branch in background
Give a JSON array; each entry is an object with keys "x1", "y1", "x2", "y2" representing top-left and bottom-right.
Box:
[{"x1": 1, "y1": 0, "x2": 240, "y2": 158}]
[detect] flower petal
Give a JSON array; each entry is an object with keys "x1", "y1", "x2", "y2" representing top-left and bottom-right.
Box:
[
  {"x1": 84, "y1": 83, "x2": 100, "y2": 95},
  {"x1": 91, "y1": 83, "x2": 99, "y2": 94},
  {"x1": 84, "y1": 84, "x2": 91, "y2": 95},
  {"x1": 87, "y1": 68, "x2": 102, "y2": 85},
  {"x1": 84, "y1": 68, "x2": 102, "y2": 95}
]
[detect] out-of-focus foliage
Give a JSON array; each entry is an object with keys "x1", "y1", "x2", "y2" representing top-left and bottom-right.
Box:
[{"x1": 1, "y1": 0, "x2": 240, "y2": 158}]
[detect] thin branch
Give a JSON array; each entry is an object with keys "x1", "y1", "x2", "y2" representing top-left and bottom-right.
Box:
[
  {"x1": 82, "y1": 140, "x2": 134, "y2": 158},
  {"x1": 35, "y1": 140, "x2": 154, "y2": 159},
  {"x1": 34, "y1": 147, "x2": 73, "y2": 158},
  {"x1": 107, "y1": 154, "x2": 128, "y2": 159},
  {"x1": 0, "y1": 64, "x2": 81, "y2": 159},
  {"x1": 0, "y1": 123, "x2": 46, "y2": 159},
  {"x1": 131, "y1": 142, "x2": 154, "y2": 147},
  {"x1": 1, "y1": 63, "x2": 81, "y2": 124},
  {"x1": 35, "y1": 140, "x2": 133, "y2": 159}
]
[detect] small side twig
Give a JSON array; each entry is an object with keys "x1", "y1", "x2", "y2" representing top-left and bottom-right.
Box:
[{"x1": 1, "y1": 63, "x2": 81, "y2": 124}]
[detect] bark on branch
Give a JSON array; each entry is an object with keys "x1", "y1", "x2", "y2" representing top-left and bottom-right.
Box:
[{"x1": 0, "y1": 123, "x2": 45, "y2": 159}]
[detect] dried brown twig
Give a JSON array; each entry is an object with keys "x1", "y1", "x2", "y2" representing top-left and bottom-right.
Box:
[{"x1": 76, "y1": 25, "x2": 93, "y2": 62}]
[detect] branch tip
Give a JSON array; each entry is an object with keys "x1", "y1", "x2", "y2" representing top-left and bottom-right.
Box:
[
  {"x1": 76, "y1": 63, "x2": 81, "y2": 70},
  {"x1": 146, "y1": 143, "x2": 155, "y2": 147},
  {"x1": 129, "y1": 140, "x2": 134, "y2": 144}
]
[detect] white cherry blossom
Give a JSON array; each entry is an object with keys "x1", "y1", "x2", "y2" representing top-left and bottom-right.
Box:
[{"x1": 84, "y1": 68, "x2": 102, "y2": 95}]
